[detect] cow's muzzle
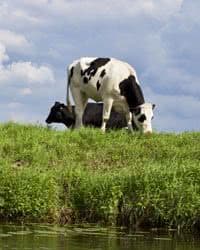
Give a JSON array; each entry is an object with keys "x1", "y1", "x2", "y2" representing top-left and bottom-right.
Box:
[
  {"x1": 144, "y1": 130, "x2": 152, "y2": 135},
  {"x1": 45, "y1": 118, "x2": 51, "y2": 124}
]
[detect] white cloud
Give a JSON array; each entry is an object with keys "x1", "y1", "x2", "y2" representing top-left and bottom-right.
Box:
[
  {"x1": 69, "y1": 0, "x2": 181, "y2": 17},
  {"x1": 8, "y1": 102, "x2": 22, "y2": 109},
  {"x1": 0, "y1": 0, "x2": 184, "y2": 29},
  {"x1": 19, "y1": 88, "x2": 32, "y2": 95},
  {"x1": 143, "y1": 65, "x2": 200, "y2": 98},
  {"x1": 0, "y1": 2, "x2": 44, "y2": 28},
  {"x1": 140, "y1": 0, "x2": 200, "y2": 100},
  {"x1": 154, "y1": 114, "x2": 199, "y2": 132},
  {"x1": 15, "y1": 0, "x2": 49, "y2": 7},
  {"x1": 149, "y1": 0, "x2": 183, "y2": 19},
  {"x1": 5, "y1": 103, "x2": 48, "y2": 125},
  {"x1": 0, "y1": 29, "x2": 31, "y2": 51},
  {"x1": 9, "y1": 110, "x2": 37, "y2": 124},
  {"x1": 0, "y1": 42, "x2": 9, "y2": 64},
  {"x1": 42, "y1": 0, "x2": 183, "y2": 25},
  {"x1": 0, "y1": 60, "x2": 55, "y2": 86},
  {"x1": 9, "y1": 61, "x2": 55, "y2": 84},
  {"x1": 145, "y1": 87, "x2": 200, "y2": 131},
  {"x1": 12, "y1": 9, "x2": 43, "y2": 25}
]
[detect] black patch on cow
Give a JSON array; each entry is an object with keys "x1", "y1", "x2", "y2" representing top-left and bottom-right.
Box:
[
  {"x1": 138, "y1": 114, "x2": 146, "y2": 123},
  {"x1": 100, "y1": 69, "x2": 106, "y2": 78},
  {"x1": 119, "y1": 75, "x2": 145, "y2": 111},
  {"x1": 82, "y1": 58, "x2": 110, "y2": 79},
  {"x1": 96, "y1": 80, "x2": 101, "y2": 91},
  {"x1": 83, "y1": 103, "x2": 137, "y2": 129},
  {"x1": 83, "y1": 77, "x2": 88, "y2": 84},
  {"x1": 134, "y1": 107, "x2": 141, "y2": 116},
  {"x1": 89, "y1": 69, "x2": 96, "y2": 77}
]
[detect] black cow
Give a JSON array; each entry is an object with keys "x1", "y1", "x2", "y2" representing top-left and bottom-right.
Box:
[{"x1": 46, "y1": 101, "x2": 137, "y2": 129}]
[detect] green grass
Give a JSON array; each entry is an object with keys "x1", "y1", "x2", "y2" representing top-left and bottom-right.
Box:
[{"x1": 0, "y1": 122, "x2": 200, "y2": 230}]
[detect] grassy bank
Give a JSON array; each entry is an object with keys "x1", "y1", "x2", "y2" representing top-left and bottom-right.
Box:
[{"x1": 0, "y1": 122, "x2": 200, "y2": 230}]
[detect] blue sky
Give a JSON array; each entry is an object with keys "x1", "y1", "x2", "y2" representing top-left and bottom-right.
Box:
[{"x1": 0, "y1": 0, "x2": 199, "y2": 132}]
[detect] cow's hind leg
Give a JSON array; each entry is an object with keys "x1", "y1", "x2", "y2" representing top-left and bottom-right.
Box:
[
  {"x1": 75, "y1": 95, "x2": 88, "y2": 129},
  {"x1": 101, "y1": 97, "x2": 113, "y2": 132},
  {"x1": 71, "y1": 87, "x2": 88, "y2": 129}
]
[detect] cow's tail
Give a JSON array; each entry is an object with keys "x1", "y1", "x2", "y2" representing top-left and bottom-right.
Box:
[{"x1": 66, "y1": 67, "x2": 72, "y2": 109}]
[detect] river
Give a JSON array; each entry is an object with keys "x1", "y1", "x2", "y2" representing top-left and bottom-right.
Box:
[{"x1": 0, "y1": 224, "x2": 200, "y2": 250}]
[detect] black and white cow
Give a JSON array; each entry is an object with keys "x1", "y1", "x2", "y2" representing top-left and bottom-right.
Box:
[
  {"x1": 67, "y1": 57, "x2": 155, "y2": 133},
  {"x1": 46, "y1": 101, "x2": 137, "y2": 129}
]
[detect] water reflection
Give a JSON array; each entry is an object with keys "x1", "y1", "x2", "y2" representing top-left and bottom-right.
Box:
[{"x1": 0, "y1": 224, "x2": 200, "y2": 250}]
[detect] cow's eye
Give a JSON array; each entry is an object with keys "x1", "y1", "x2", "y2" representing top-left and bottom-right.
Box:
[{"x1": 138, "y1": 114, "x2": 146, "y2": 123}]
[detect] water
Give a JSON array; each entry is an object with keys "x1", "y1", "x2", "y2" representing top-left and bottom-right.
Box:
[{"x1": 0, "y1": 224, "x2": 200, "y2": 250}]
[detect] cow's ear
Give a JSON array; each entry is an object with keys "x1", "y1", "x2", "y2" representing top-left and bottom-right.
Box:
[
  {"x1": 60, "y1": 105, "x2": 65, "y2": 111},
  {"x1": 152, "y1": 104, "x2": 156, "y2": 110},
  {"x1": 55, "y1": 101, "x2": 60, "y2": 106}
]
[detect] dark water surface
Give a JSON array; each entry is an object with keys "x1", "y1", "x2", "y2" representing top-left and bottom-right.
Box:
[{"x1": 0, "y1": 224, "x2": 200, "y2": 250}]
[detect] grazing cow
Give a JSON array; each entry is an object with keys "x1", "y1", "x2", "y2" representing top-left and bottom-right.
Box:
[
  {"x1": 67, "y1": 57, "x2": 155, "y2": 133},
  {"x1": 46, "y1": 101, "x2": 137, "y2": 129}
]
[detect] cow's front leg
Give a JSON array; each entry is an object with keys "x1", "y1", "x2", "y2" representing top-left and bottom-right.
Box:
[
  {"x1": 101, "y1": 97, "x2": 113, "y2": 132},
  {"x1": 126, "y1": 111, "x2": 133, "y2": 132}
]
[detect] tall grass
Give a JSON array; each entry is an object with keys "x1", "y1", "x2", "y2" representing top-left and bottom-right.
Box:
[{"x1": 0, "y1": 122, "x2": 200, "y2": 230}]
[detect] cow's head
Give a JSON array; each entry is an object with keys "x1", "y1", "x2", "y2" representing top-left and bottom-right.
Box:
[
  {"x1": 45, "y1": 101, "x2": 75, "y2": 127},
  {"x1": 132, "y1": 103, "x2": 155, "y2": 134}
]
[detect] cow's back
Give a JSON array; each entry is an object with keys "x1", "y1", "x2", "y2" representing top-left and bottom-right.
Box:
[{"x1": 69, "y1": 57, "x2": 138, "y2": 102}]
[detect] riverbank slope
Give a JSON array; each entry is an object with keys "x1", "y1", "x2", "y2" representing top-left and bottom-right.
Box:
[{"x1": 0, "y1": 122, "x2": 199, "y2": 230}]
